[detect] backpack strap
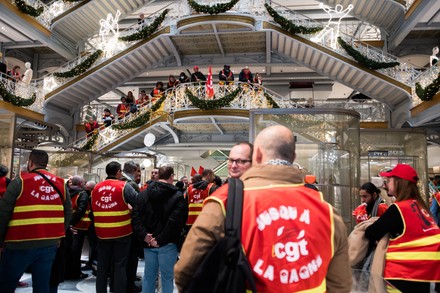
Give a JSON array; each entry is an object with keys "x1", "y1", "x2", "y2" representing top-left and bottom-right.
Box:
[{"x1": 226, "y1": 178, "x2": 257, "y2": 293}]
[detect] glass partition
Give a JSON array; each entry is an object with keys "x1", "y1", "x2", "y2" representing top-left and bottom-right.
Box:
[
  {"x1": 359, "y1": 129, "x2": 428, "y2": 200},
  {"x1": 249, "y1": 108, "x2": 360, "y2": 228}
]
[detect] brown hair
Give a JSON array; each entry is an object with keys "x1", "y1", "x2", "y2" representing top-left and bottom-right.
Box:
[{"x1": 393, "y1": 177, "x2": 430, "y2": 212}]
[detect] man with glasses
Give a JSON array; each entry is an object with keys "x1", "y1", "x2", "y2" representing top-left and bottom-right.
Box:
[
  {"x1": 176, "y1": 125, "x2": 352, "y2": 292},
  {"x1": 227, "y1": 142, "x2": 253, "y2": 179}
]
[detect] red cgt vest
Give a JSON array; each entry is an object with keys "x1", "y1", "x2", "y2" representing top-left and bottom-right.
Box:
[
  {"x1": 0, "y1": 176, "x2": 6, "y2": 198},
  {"x1": 384, "y1": 200, "x2": 440, "y2": 282},
  {"x1": 92, "y1": 180, "x2": 132, "y2": 239},
  {"x1": 5, "y1": 170, "x2": 66, "y2": 242},
  {"x1": 71, "y1": 192, "x2": 91, "y2": 230},
  {"x1": 186, "y1": 183, "x2": 215, "y2": 225},
  {"x1": 208, "y1": 183, "x2": 334, "y2": 293}
]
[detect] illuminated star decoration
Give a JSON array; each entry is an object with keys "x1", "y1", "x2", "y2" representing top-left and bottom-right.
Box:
[
  {"x1": 311, "y1": 3, "x2": 353, "y2": 49},
  {"x1": 43, "y1": 75, "x2": 59, "y2": 93},
  {"x1": 48, "y1": 1, "x2": 65, "y2": 18},
  {"x1": 98, "y1": 10, "x2": 126, "y2": 58}
]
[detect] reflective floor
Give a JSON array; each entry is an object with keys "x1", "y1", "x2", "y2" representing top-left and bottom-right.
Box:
[{"x1": 15, "y1": 259, "x2": 179, "y2": 293}]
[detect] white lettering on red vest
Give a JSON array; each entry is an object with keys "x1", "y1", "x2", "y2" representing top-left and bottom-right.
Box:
[{"x1": 257, "y1": 206, "x2": 311, "y2": 231}]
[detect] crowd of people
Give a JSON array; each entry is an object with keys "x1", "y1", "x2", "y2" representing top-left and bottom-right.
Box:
[
  {"x1": 83, "y1": 65, "x2": 264, "y2": 134},
  {"x1": 0, "y1": 125, "x2": 439, "y2": 293}
]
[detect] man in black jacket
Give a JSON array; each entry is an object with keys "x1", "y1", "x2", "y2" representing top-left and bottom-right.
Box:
[{"x1": 132, "y1": 166, "x2": 188, "y2": 293}]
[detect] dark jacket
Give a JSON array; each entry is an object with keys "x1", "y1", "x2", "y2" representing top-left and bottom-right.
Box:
[
  {"x1": 191, "y1": 180, "x2": 218, "y2": 195},
  {"x1": 132, "y1": 181, "x2": 188, "y2": 247}
]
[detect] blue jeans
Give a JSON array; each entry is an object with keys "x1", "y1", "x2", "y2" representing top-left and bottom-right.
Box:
[
  {"x1": 0, "y1": 245, "x2": 57, "y2": 293},
  {"x1": 142, "y1": 243, "x2": 177, "y2": 293}
]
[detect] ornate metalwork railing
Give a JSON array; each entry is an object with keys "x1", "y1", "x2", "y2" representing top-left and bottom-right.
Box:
[
  {"x1": 0, "y1": 75, "x2": 45, "y2": 113},
  {"x1": 410, "y1": 66, "x2": 440, "y2": 108}
]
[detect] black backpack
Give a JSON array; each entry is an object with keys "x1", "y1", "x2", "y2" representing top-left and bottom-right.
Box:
[{"x1": 184, "y1": 178, "x2": 257, "y2": 293}]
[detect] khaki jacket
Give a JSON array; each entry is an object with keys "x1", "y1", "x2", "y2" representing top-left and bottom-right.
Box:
[
  {"x1": 348, "y1": 217, "x2": 388, "y2": 293},
  {"x1": 174, "y1": 165, "x2": 352, "y2": 292}
]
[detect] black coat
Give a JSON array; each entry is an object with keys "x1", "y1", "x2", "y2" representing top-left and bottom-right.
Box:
[{"x1": 132, "y1": 181, "x2": 188, "y2": 247}]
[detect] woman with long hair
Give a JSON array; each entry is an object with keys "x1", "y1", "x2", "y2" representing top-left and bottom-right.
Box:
[{"x1": 365, "y1": 164, "x2": 440, "y2": 292}]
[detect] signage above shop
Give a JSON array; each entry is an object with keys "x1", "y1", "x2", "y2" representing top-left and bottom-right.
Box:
[{"x1": 368, "y1": 150, "x2": 405, "y2": 157}]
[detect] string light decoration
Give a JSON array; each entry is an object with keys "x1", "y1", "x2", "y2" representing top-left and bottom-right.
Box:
[
  {"x1": 0, "y1": 82, "x2": 36, "y2": 106},
  {"x1": 188, "y1": 0, "x2": 239, "y2": 15},
  {"x1": 264, "y1": 4, "x2": 323, "y2": 35},
  {"x1": 14, "y1": 0, "x2": 44, "y2": 17},
  {"x1": 264, "y1": 92, "x2": 280, "y2": 108},
  {"x1": 53, "y1": 50, "x2": 103, "y2": 79},
  {"x1": 113, "y1": 95, "x2": 166, "y2": 130},
  {"x1": 186, "y1": 88, "x2": 240, "y2": 110},
  {"x1": 311, "y1": 3, "x2": 353, "y2": 48},
  {"x1": 119, "y1": 9, "x2": 169, "y2": 42},
  {"x1": 337, "y1": 37, "x2": 400, "y2": 70},
  {"x1": 415, "y1": 72, "x2": 440, "y2": 101}
]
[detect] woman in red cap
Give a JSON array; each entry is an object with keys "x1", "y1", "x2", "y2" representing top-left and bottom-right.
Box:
[{"x1": 365, "y1": 164, "x2": 440, "y2": 292}]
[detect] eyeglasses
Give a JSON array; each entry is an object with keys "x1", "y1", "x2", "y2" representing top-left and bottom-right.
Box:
[{"x1": 227, "y1": 158, "x2": 252, "y2": 165}]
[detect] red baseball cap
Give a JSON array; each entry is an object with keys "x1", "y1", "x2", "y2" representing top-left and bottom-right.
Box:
[
  {"x1": 379, "y1": 164, "x2": 419, "y2": 183},
  {"x1": 193, "y1": 66, "x2": 199, "y2": 70}
]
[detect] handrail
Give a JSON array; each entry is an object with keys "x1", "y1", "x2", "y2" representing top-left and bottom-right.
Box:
[
  {"x1": 410, "y1": 65, "x2": 440, "y2": 107},
  {"x1": 268, "y1": 1, "x2": 420, "y2": 85},
  {"x1": 0, "y1": 75, "x2": 45, "y2": 113},
  {"x1": 64, "y1": 82, "x2": 386, "y2": 153}
]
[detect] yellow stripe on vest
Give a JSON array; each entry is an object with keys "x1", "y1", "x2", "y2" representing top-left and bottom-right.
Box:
[
  {"x1": 188, "y1": 203, "x2": 203, "y2": 208},
  {"x1": 14, "y1": 205, "x2": 64, "y2": 212},
  {"x1": 9, "y1": 217, "x2": 64, "y2": 226},
  {"x1": 387, "y1": 251, "x2": 440, "y2": 260},
  {"x1": 94, "y1": 219, "x2": 131, "y2": 228},
  {"x1": 188, "y1": 211, "x2": 201, "y2": 216},
  {"x1": 94, "y1": 210, "x2": 130, "y2": 216},
  {"x1": 389, "y1": 234, "x2": 440, "y2": 248}
]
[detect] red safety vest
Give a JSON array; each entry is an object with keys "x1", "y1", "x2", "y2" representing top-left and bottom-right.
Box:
[
  {"x1": 92, "y1": 180, "x2": 132, "y2": 239},
  {"x1": 208, "y1": 184, "x2": 334, "y2": 292},
  {"x1": 434, "y1": 191, "x2": 440, "y2": 206},
  {"x1": 384, "y1": 200, "x2": 440, "y2": 282},
  {"x1": 352, "y1": 202, "x2": 388, "y2": 224},
  {"x1": 5, "y1": 170, "x2": 66, "y2": 242},
  {"x1": 71, "y1": 192, "x2": 91, "y2": 230},
  {"x1": 0, "y1": 176, "x2": 6, "y2": 198},
  {"x1": 186, "y1": 183, "x2": 215, "y2": 225}
]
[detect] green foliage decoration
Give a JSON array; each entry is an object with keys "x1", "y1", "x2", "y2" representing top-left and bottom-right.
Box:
[
  {"x1": 264, "y1": 93, "x2": 280, "y2": 108},
  {"x1": 14, "y1": 0, "x2": 44, "y2": 17},
  {"x1": 265, "y1": 4, "x2": 322, "y2": 35},
  {"x1": 186, "y1": 88, "x2": 240, "y2": 110},
  {"x1": 53, "y1": 50, "x2": 103, "y2": 79},
  {"x1": 119, "y1": 9, "x2": 169, "y2": 42},
  {"x1": 113, "y1": 95, "x2": 167, "y2": 130},
  {"x1": 82, "y1": 132, "x2": 99, "y2": 151},
  {"x1": 188, "y1": 0, "x2": 239, "y2": 15},
  {"x1": 0, "y1": 82, "x2": 36, "y2": 106},
  {"x1": 415, "y1": 72, "x2": 440, "y2": 101},
  {"x1": 53, "y1": 153, "x2": 84, "y2": 167},
  {"x1": 337, "y1": 37, "x2": 400, "y2": 70}
]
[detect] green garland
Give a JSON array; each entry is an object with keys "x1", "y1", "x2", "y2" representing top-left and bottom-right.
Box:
[
  {"x1": 415, "y1": 72, "x2": 440, "y2": 101},
  {"x1": 186, "y1": 88, "x2": 240, "y2": 110},
  {"x1": 14, "y1": 0, "x2": 44, "y2": 17},
  {"x1": 264, "y1": 93, "x2": 280, "y2": 108},
  {"x1": 0, "y1": 82, "x2": 36, "y2": 106},
  {"x1": 119, "y1": 9, "x2": 169, "y2": 42},
  {"x1": 188, "y1": 0, "x2": 239, "y2": 15},
  {"x1": 82, "y1": 132, "x2": 98, "y2": 150},
  {"x1": 265, "y1": 4, "x2": 322, "y2": 35},
  {"x1": 337, "y1": 37, "x2": 400, "y2": 70},
  {"x1": 113, "y1": 95, "x2": 167, "y2": 130},
  {"x1": 53, "y1": 50, "x2": 103, "y2": 79}
]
